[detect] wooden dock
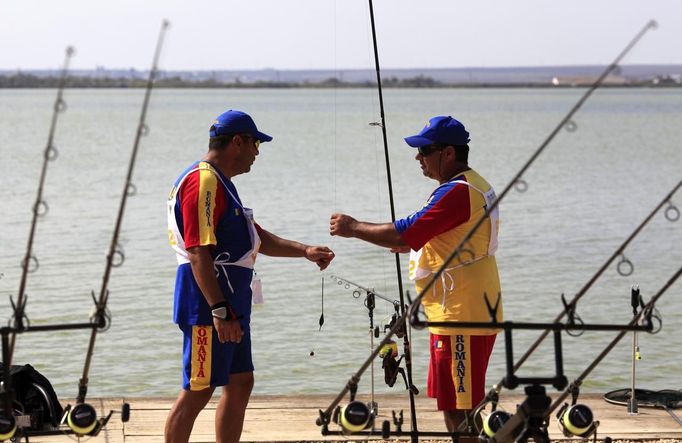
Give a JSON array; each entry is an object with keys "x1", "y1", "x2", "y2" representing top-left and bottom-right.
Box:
[{"x1": 18, "y1": 394, "x2": 682, "y2": 442}]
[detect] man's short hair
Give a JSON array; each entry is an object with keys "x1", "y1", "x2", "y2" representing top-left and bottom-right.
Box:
[
  {"x1": 208, "y1": 129, "x2": 236, "y2": 151},
  {"x1": 454, "y1": 145, "x2": 469, "y2": 164}
]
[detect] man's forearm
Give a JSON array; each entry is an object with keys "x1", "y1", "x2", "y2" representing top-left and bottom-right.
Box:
[
  {"x1": 351, "y1": 221, "x2": 406, "y2": 249},
  {"x1": 258, "y1": 228, "x2": 308, "y2": 257},
  {"x1": 187, "y1": 246, "x2": 225, "y2": 306}
]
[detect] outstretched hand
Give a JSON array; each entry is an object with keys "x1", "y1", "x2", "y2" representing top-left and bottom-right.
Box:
[
  {"x1": 304, "y1": 246, "x2": 335, "y2": 270},
  {"x1": 329, "y1": 213, "x2": 357, "y2": 237}
]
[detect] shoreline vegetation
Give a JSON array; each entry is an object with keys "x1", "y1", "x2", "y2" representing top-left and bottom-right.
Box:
[{"x1": 2, "y1": 73, "x2": 681, "y2": 88}]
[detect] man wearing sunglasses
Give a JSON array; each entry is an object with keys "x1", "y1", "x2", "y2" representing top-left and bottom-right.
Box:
[
  {"x1": 166, "y1": 110, "x2": 335, "y2": 443},
  {"x1": 330, "y1": 116, "x2": 501, "y2": 436}
]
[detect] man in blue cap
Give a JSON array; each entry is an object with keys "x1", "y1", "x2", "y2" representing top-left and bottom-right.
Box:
[
  {"x1": 166, "y1": 110, "x2": 335, "y2": 443},
  {"x1": 330, "y1": 116, "x2": 502, "y2": 435}
]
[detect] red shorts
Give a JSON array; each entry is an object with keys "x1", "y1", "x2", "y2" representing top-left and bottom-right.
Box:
[{"x1": 427, "y1": 333, "x2": 496, "y2": 411}]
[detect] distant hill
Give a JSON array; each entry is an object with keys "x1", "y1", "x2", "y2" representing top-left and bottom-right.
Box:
[{"x1": 1, "y1": 65, "x2": 681, "y2": 87}]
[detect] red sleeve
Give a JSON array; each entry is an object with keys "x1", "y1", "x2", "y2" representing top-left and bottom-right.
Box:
[
  {"x1": 398, "y1": 183, "x2": 471, "y2": 251},
  {"x1": 179, "y1": 170, "x2": 227, "y2": 250}
]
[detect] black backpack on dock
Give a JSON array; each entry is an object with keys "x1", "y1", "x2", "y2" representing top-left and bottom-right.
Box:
[{"x1": 0, "y1": 362, "x2": 63, "y2": 429}]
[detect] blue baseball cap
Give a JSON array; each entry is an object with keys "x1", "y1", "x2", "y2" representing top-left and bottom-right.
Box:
[
  {"x1": 404, "y1": 116, "x2": 470, "y2": 148},
  {"x1": 209, "y1": 110, "x2": 273, "y2": 142}
]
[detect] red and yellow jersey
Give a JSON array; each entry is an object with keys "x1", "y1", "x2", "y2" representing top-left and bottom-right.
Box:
[
  {"x1": 175, "y1": 161, "x2": 228, "y2": 250},
  {"x1": 168, "y1": 161, "x2": 256, "y2": 325},
  {"x1": 394, "y1": 169, "x2": 502, "y2": 335}
]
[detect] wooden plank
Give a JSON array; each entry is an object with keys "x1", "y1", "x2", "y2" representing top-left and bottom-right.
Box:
[{"x1": 16, "y1": 394, "x2": 682, "y2": 442}]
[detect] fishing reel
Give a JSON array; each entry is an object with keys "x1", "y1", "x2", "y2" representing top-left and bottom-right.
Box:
[
  {"x1": 379, "y1": 340, "x2": 409, "y2": 390},
  {"x1": 333, "y1": 401, "x2": 375, "y2": 433},
  {"x1": 65, "y1": 402, "x2": 98, "y2": 435},
  {"x1": 556, "y1": 402, "x2": 598, "y2": 440},
  {"x1": 62, "y1": 401, "x2": 130, "y2": 437},
  {"x1": 471, "y1": 396, "x2": 514, "y2": 440},
  {"x1": 0, "y1": 410, "x2": 16, "y2": 442},
  {"x1": 482, "y1": 410, "x2": 512, "y2": 438},
  {"x1": 383, "y1": 303, "x2": 406, "y2": 339},
  {"x1": 331, "y1": 380, "x2": 376, "y2": 434}
]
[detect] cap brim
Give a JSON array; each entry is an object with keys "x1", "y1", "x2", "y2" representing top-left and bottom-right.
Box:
[
  {"x1": 255, "y1": 131, "x2": 273, "y2": 142},
  {"x1": 404, "y1": 135, "x2": 434, "y2": 147}
]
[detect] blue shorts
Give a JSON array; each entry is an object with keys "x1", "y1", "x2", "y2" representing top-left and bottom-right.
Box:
[{"x1": 179, "y1": 324, "x2": 254, "y2": 391}]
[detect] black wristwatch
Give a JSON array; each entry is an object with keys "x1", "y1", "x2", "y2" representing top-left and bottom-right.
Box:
[{"x1": 211, "y1": 302, "x2": 236, "y2": 321}]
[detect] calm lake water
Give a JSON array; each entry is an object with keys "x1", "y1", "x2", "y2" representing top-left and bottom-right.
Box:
[{"x1": 1, "y1": 88, "x2": 680, "y2": 402}]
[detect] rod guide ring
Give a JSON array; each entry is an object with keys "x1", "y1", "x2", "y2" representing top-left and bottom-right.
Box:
[
  {"x1": 617, "y1": 254, "x2": 634, "y2": 276},
  {"x1": 664, "y1": 202, "x2": 680, "y2": 222}
]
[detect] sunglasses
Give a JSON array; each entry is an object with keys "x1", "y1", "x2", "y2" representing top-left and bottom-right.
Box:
[
  {"x1": 240, "y1": 134, "x2": 261, "y2": 150},
  {"x1": 417, "y1": 144, "x2": 446, "y2": 156}
]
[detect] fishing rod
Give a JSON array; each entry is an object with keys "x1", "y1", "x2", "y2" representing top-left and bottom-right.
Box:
[
  {"x1": 316, "y1": 18, "x2": 658, "y2": 437},
  {"x1": 0, "y1": 46, "x2": 129, "y2": 442},
  {"x1": 546, "y1": 264, "x2": 682, "y2": 419},
  {"x1": 321, "y1": 282, "x2": 663, "y2": 441},
  {"x1": 451, "y1": 175, "x2": 682, "y2": 426},
  {"x1": 7, "y1": 46, "x2": 75, "y2": 365},
  {"x1": 484, "y1": 265, "x2": 682, "y2": 443},
  {"x1": 365, "y1": 0, "x2": 420, "y2": 439},
  {"x1": 76, "y1": 19, "x2": 170, "y2": 405},
  {"x1": 329, "y1": 275, "x2": 415, "y2": 417},
  {"x1": 330, "y1": 275, "x2": 399, "y2": 306}
]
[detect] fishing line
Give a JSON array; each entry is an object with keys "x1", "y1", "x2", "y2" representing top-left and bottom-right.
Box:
[
  {"x1": 7, "y1": 46, "x2": 75, "y2": 366},
  {"x1": 76, "y1": 19, "x2": 170, "y2": 404},
  {"x1": 310, "y1": 277, "x2": 324, "y2": 357},
  {"x1": 317, "y1": 18, "x2": 658, "y2": 435}
]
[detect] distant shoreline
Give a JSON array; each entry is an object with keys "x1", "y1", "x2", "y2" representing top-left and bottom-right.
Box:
[
  {"x1": 1, "y1": 77, "x2": 680, "y2": 89},
  {"x1": 2, "y1": 72, "x2": 682, "y2": 89}
]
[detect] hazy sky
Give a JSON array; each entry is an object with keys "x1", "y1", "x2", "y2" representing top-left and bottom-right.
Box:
[{"x1": 2, "y1": 0, "x2": 681, "y2": 71}]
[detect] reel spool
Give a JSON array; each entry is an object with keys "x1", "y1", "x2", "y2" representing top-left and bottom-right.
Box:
[
  {"x1": 338, "y1": 401, "x2": 373, "y2": 433},
  {"x1": 557, "y1": 403, "x2": 594, "y2": 437},
  {"x1": 0, "y1": 412, "x2": 17, "y2": 442},
  {"x1": 482, "y1": 410, "x2": 512, "y2": 438},
  {"x1": 67, "y1": 403, "x2": 98, "y2": 435},
  {"x1": 379, "y1": 340, "x2": 398, "y2": 359}
]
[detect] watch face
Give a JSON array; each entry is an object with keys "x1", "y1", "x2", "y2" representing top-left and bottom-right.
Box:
[{"x1": 212, "y1": 307, "x2": 228, "y2": 319}]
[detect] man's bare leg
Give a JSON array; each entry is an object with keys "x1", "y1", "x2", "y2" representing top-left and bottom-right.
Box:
[
  {"x1": 215, "y1": 372, "x2": 254, "y2": 443},
  {"x1": 444, "y1": 409, "x2": 480, "y2": 443},
  {"x1": 165, "y1": 387, "x2": 215, "y2": 443}
]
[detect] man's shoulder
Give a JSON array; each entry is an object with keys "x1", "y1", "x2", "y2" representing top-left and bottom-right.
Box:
[{"x1": 461, "y1": 168, "x2": 493, "y2": 190}]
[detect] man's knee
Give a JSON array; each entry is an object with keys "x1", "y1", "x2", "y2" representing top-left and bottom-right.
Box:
[
  {"x1": 229, "y1": 372, "x2": 254, "y2": 394},
  {"x1": 174, "y1": 388, "x2": 215, "y2": 413}
]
